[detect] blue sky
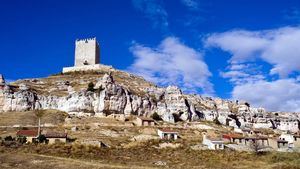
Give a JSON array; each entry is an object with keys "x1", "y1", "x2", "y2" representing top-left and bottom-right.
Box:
[{"x1": 1, "y1": 0, "x2": 300, "y2": 112}]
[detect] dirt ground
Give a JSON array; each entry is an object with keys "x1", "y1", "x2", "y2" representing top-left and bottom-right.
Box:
[
  {"x1": 1, "y1": 143, "x2": 300, "y2": 169},
  {"x1": 0, "y1": 152, "x2": 156, "y2": 169},
  {"x1": 1, "y1": 113, "x2": 300, "y2": 169}
]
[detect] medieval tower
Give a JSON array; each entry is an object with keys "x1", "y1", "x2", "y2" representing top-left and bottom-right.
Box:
[{"x1": 74, "y1": 38, "x2": 100, "y2": 66}]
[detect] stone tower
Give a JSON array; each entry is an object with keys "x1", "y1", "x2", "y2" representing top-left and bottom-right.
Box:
[
  {"x1": 0, "y1": 74, "x2": 5, "y2": 85},
  {"x1": 74, "y1": 38, "x2": 100, "y2": 66}
]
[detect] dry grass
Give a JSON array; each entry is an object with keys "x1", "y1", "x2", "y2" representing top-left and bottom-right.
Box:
[
  {"x1": 0, "y1": 110, "x2": 68, "y2": 126},
  {"x1": 1, "y1": 142, "x2": 300, "y2": 169},
  {"x1": 12, "y1": 69, "x2": 157, "y2": 98}
]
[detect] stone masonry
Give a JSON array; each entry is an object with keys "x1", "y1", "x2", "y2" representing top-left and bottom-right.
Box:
[{"x1": 75, "y1": 37, "x2": 100, "y2": 66}]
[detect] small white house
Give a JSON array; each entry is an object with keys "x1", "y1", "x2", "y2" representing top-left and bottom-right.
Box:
[
  {"x1": 202, "y1": 134, "x2": 224, "y2": 150},
  {"x1": 157, "y1": 129, "x2": 178, "y2": 140},
  {"x1": 279, "y1": 133, "x2": 295, "y2": 148}
]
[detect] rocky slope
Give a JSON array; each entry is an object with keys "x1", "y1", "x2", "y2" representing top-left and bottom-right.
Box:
[{"x1": 0, "y1": 67, "x2": 299, "y2": 131}]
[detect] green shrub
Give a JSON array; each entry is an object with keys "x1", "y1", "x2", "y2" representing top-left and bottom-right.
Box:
[
  {"x1": 87, "y1": 82, "x2": 95, "y2": 92},
  {"x1": 151, "y1": 112, "x2": 162, "y2": 121}
]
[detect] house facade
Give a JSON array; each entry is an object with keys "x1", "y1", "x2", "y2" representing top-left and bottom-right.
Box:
[
  {"x1": 135, "y1": 116, "x2": 155, "y2": 126},
  {"x1": 157, "y1": 129, "x2": 178, "y2": 140},
  {"x1": 16, "y1": 129, "x2": 39, "y2": 143},
  {"x1": 43, "y1": 132, "x2": 67, "y2": 144},
  {"x1": 202, "y1": 134, "x2": 224, "y2": 150}
]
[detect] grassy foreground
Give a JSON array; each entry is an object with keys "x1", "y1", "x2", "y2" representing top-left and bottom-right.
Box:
[{"x1": 1, "y1": 142, "x2": 300, "y2": 169}]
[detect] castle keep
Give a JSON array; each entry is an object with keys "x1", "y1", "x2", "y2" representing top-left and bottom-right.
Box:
[
  {"x1": 62, "y1": 37, "x2": 113, "y2": 73},
  {"x1": 75, "y1": 38, "x2": 100, "y2": 66}
]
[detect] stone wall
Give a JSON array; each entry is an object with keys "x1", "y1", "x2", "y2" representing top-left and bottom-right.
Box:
[
  {"x1": 62, "y1": 64, "x2": 114, "y2": 73},
  {"x1": 75, "y1": 38, "x2": 100, "y2": 66}
]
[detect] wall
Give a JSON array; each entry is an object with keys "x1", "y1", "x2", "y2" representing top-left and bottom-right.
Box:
[
  {"x1": 62, "y1": 64, "x2": 113, "y2": 73},
  {"x1": 48, "y1": 138, "x2": 67, "y2": 144}
]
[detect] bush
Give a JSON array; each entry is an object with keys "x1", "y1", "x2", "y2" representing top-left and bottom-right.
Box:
[
  {"x1": 173, "y1": 113, "x2": 182, "y2": 122},
  {"x1": 214, "y1": 118, "x2": 221, "y2": 125},
  {"x1": 17, "y1": 136, "x2": 27, "y2": 144},
  {"x1": 36, "y1": 135, "x2": 47, "y2": 143},
  {"x1": 4, "y1": 136, "x2": 14, "y2": 141},
  {"x1": 151, "y1": 112, "x2": 162, "y2": 121},
  {"x1": 87, "y1": 82, "x2": 95, "y2": 92}
]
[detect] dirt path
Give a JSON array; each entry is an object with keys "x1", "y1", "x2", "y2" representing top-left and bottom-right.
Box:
[{"x1": 0, "y1": 152, "x2": 159, "y2": 169}]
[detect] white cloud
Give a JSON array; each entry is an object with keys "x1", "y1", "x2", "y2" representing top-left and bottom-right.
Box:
[
  {"x1": 206, "y1": 26, "x2": 300, "y2": 112},
  {"x1": 232, "y1": 79, "x2": 300, "y2": 112},
  {"x1": 205, "y1": 26, "x2": 300, "y2": 77},
  {"x1": 220, "y1": 63, "x2": 265, "y2": 85},
  {"x1": 128, "y1": 37, "x2": 214, "y2": 95},
  {"x1": 132, "y1": 0, "x2": 168, "y2": 30}
]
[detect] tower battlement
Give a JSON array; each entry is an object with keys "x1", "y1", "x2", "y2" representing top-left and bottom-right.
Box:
[
  {"x1": 74, "y1": 37, "x2": 100, "y2": 66},
  {"x1": 75, "y1": 37, "x2": 99, "y2": 44}
]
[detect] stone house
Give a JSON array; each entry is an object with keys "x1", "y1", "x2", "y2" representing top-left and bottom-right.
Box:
[
  {"x1": 276, "y1": 133, "x2": 300, "y2": 149},
  {"x1": 43, "y1": 131, "x2": 67, "y2": 144},
  {"x1": 202, "y1": 134, "x2": 224, "y2": 150},
  {"x1": 223, "y1": 133, "x2": 245, "y2": 144},
  {"x1": 16, "y1": 129, "x2": 39, "y2": 143},
  {"x1": 223, "y1": 133, "x2": 269, "y2": 146},
  {"x1": 135, "y1": 116, "x2": 155, "y2": 126},
  {"x1": 157, "y1": 129, "x2": 178, "y2": 140}
]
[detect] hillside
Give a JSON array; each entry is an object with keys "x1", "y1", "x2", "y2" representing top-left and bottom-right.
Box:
[{"x1": 0, "y1": 65, "x2": 299, "y2": 131}]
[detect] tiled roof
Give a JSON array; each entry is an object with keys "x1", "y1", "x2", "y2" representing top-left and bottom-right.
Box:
[
  {"x1": 223, "y1": 133, "x2": 245, "y2": 139},
  {"x1": 16, "y1": 130, "x2": 39, "y2": 137},
  {"x1": 44, "y1": 132, "x2": 67, "y2": 138},
  {"x1": 206, "y1": 136, "x2": 224, "y2": 142}
]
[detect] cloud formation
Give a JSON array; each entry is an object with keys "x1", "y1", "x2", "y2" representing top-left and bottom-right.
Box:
[
  {"x1": 128, "y1": 37, "x2": 214, "y2": 95},
  {"x1": 206, "y1": 26, "x2": 300, "y2": 111},
  {"x1": 232, "y1": 79, "x2": 300, "y2": 112},
  {"x1": 132, "y1": 0, "x2": 168, "y2": 30},
  {"x1": 220, "y1": 63, "x2": 265, "y2": 85},
  {"x1": 206, "y1": 26, "x2": 300, "y2": 77}
]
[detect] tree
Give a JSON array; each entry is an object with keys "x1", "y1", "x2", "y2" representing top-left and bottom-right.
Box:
[
  {"x1": 34, "y1": 110, "x2": 45, "y2": 136},
  {"x1": 17, "y1": 136, "x2": 27, "y2": 144},
  {"x1": 87, "y1": 82, "x2": 95, "y2": 92},
  {"x1": 4, "y1": 136, "x2": 14, "y2": 141},
  {"x1": 36, "y1": 135, "x2": 47, "y2": 143},
  {"x1": 250, "y1": 139, "x2": 264, "y2": 155},
  {"x1": 151, "y1": 112, "x2": 162, "y2": 121}
]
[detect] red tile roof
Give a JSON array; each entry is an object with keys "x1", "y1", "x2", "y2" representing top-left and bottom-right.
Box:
[
  {"x1": 223, "y1": 133, "x2": 245, "y2": 140},
  {"x1": 16, "y1": 130, "x2": 39, "y2": 137}
]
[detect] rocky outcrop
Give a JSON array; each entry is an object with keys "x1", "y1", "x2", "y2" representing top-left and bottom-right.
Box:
[
  {"x1": 0, "y1": 72, "x2": 299, "y2": 132},
  {"x1": 0, "y1": 73, "x2": 257, "y2": 123}
]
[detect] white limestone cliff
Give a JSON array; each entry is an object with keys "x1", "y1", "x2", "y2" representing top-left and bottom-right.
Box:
[{"x1": 0, "y1": 73, "x2": 299, "y2": 132}]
